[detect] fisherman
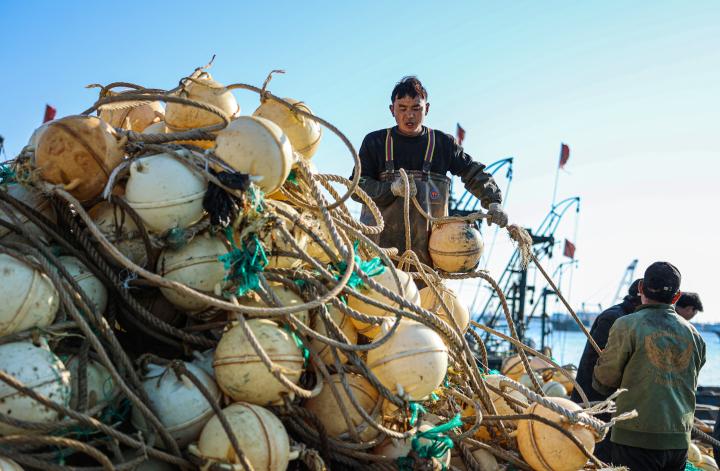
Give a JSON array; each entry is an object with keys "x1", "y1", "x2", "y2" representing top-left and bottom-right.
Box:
[
  {"x1": 570, "y1": 278, "x2": 642, "y2": 462},
  {"x1": 352, "y1": 76, "x2": 507, "y2": 269},
  {"x1": 593, "y1": 262, "x2": 706, "y2": 471},
  {"x1": 675, "y1": 292, "x2": 703, "y2": 321}
]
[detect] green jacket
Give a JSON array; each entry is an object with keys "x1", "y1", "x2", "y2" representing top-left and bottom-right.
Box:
[{"x1": 593, "y1": 303, "x2": 706, "y2": 450}]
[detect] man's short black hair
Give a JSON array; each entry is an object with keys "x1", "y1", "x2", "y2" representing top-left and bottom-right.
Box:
[
  {"x1": 391, "y1": 76, "x2": 428, "y2": 103},
  {"x1": 677, "y1": 292, "x2": 703, "y2": 312}
]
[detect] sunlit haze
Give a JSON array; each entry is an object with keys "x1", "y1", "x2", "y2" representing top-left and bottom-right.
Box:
[{"x1": 1, "y1": 1, "x2": 718, "y2": 322}]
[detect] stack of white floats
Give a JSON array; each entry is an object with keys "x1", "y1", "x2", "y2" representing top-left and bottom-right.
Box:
[{"x1": 0, "y1": 66, "x2": 607, "y2": 471}]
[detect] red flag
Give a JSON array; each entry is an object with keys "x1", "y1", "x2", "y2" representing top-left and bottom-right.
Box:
[
  {"x1": 563, "y1": 239, "x2": 576, "y2": 259},
  {"x1": 559, "y1": 143, "x2": 570, "y2": 169},
  {"x1": 43, "y1": 105, "x2": 56, "y2": 123},
  {"x1": 456, "y1": 123, "x2": 466, "y2": 146}
]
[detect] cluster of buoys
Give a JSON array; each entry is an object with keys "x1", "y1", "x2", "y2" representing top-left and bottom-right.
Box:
[{"x1": 0, "y1": 63, "x2": 636, "y2": 471}]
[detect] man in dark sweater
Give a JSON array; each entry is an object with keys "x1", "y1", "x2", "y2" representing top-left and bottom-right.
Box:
[
  {"x1": 570, "y1": 279, "x2": 642, "y2": 461},
  {"x1": 594, "y1": 262, "x2": 706, "y2": 471},
  {"x1": 352, "y1": 76, "x2": 507, "y2": 268}
]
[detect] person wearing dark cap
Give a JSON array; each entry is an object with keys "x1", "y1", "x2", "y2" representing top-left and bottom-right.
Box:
[
  {"x1": 570, "y1": 278, "x2": 642, "y2": 461},
  {"x1": 675, "y1": 292, "x2": 704, "y2": 321},
  {"x1": 593, "y1": 262, "x2": 706, "y2": 471}
]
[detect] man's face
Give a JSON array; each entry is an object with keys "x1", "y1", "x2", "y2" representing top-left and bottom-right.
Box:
[
  {"x1": 390, "y1": 95, "x2": 429, "y2": 136},
  {"x1": 675, "y1": 305, "x2": 697, "y2": 321}
]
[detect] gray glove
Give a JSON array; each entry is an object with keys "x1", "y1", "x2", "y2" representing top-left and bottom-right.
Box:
[
  {"x1": 390, "y1": 177, "x2": 417, "y2": 198},
  {"x1": 487, "y1": 202, "x2": 508, "y2": 227}
]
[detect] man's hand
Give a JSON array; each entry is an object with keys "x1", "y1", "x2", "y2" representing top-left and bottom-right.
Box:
[
  {"x1": 487, "y1": 202, "x2": 508, "y2": 227},
  {"x1": 390, "y1": 177, "x2": 417, "y2": 198}
]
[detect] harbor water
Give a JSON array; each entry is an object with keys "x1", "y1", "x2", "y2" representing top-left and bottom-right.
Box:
[{"x1": 520, "y1": 321, "x2": 720, "y2": 386}]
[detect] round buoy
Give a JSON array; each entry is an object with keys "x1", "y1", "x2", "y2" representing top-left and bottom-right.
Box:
[
  {"x1": 100, "y1": 101, "x2": 164, "y2": 132},
  {"x1": 142, "y1": 121, "x2": 168, "y2": 135},
  {"x1": 65, "y1": 355, "x2": 115, "y2": 410},
  {"x1": 59, "y1": 255, "x2": 108, "y2": 315},
  {"x1": 253, "y1": 98, "x2": 322, "y2": 159},
  {"x1": 304, "y1": 373, "x2": 380, "y2": 441},
  {"x1": 157, "y1": 233, "x2": 228, "y2": 313},
  {"x1": 89, "y1": 200, "x2": 148, "y2": 266},
  {"x1": 543, "y1": 380, "x2": 568, "y2": 398},
  {"x1": 501, "y1": 355, "x2": 551, "y2": 381},
  {"x1": 517, "y1": 397, "x2": 596, "y2": 471},
  {"x1": 463, "y1": 374, "x2": 527, "y2": 440},
  {"x1": 428, "y1": 221, "x2": 483, "y2": 273},
  {"x1": 214, "y1": 116, "x2": 294, "y2": 195},
  {"x1": 552, "y1": 368, "x2": 576, "y2": 395},
  {"x1": 35, "y1": 116, "x2": 125, "y2": 204},
  {"x1": 698, "y1": 454, "x2": 720, "y2": 471},
  {"x1": 0, "y1": 457, "x2": 24, "y2": 470},
  {"x1": 373, "y1": 421, "x2": 451, "y2": 467},
  {"x1": 689, "y1": 443, "x2": 702, "y2": 464},
  {"x1": 0, "y1": 253, "x2": 59, "y2": 337},
  {"x1": 255, "y1": 201, "x2": 309, "y2": 269},
  {"x1": 0, "y1": 341, "x2": 71, "y2": 435},
  {"x1": 302, "y1": 212, "x2": 339, "y2": 265},
  {"x1": 419, "y1": 283, "x2": 470, "y2": 333},
  {"x1": 519, "y1": 372, "x2": 544, "y2": 390},
  {"x1": 0, "y1": 184, "x2": 56, "y2": 243},
  {"x1": 347, "y1": 267, "x2": 420, "y2": 339},
  {"x1": 165, "y1": 71, "x2": 239, "y2": 131},
  {"x1": 367, "y1": 321, "x2": 448, "y2": 401},
  {"x1": 125, "y1": 152, "x2": 207, "y2": 234},
  {"x1": 194, "y1": 402, "x2": 290, "y2": 471},
  {"x1": 214, "y1": 319, "x2": 304, "y2": 405},
  {"x1": 235, "y1": 282, "x2": 309, "y2": 325},
  {"x1": 309, "y1": 303, "x2": 358, "y2": 365},
  {"x1": 132, "y1": 362, "x2": 220, "y2": 448}
]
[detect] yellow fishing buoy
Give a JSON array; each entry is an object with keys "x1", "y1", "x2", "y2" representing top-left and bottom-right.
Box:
[
  {"x1": 688, "y1": 443, "x2": 702, "y2": 464},
  {"x1": 35, "y1": 115, "x2": 125, "y2": 204},
  {"x1": 253, "y1": 98, "x2": 322, "y2": 159},
  {"x1": 419, "y1": 283, "x2": 470, "y2": 333},
  {"x1": 0, "y1": 184, "x2": 56, "y2": 243},
  {"x1": 214, "y1": 116, "x2": 294, "y2": 195},
  {"x1": 0, "y1": 341, "x2": 71, "y2": 435},
  {"x1": 125, "y1": 152, "x2": 207, "y2": 234},
  {"x1": 462, "y1": 374, "x2": 527, "y2": 440},
  {"x1": 501, "y1": 355, "x2": 551, "y2": 381},
  {"x1": 309, "y1": 303, "x2": 358, "y2": 365},
  {"x1": 367, "y1": 321, "x2": 448, "y2": 402},
  {"x1": 157, "y1": 233, "x2": 228, "y2": 313},
  {"x1": 301, "y1": 211, "x2": 340, "y2": 265},
  {"x1": 193, "y1": 402, "x2": 290, "y2": 471},
  {"x1": 0, "y1": 253, "x2": 59, "y2": 337},
  {"x1": 517, "y1": 397, "x2": 596, "y2": 471},
  {"x1": 235, "y1": 282, "x2": 310, "y2": 326},
  {"x1": 428, "y1": 221, "x2": 483, "y2": 273},
  {"x1": 254, "y1": 201, "x2": 309, "y2": 269},
  {"x1": 698, "y1": 455, "x2": 719, "y2": 471},
  {"x1": 214, "y1": 319, "x2": 304, "y2": 405},
  {"x1": 347, "y1": 267, "x2": 420, "y2": 339},
  {"x1": 100, "y1": 100, "x2": 164, "y2": 132},
  {"x1": 165, "y1": 70, "x2": 239, "y2": 131},
  {"x1": 552, "y1": 368, "x2": 576, "y2": 395},
  {"x1": 304, "y1": 373, "x2": 381, "y2": 441}
]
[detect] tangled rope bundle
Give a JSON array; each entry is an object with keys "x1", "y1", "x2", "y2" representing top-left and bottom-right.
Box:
[{"x1": 0, "y1": 62, "x2": 638, "y2": 471}]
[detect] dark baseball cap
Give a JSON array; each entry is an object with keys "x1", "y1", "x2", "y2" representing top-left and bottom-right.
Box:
[{"x1": 643, "y1": 262, "x2": 681, "y2": 297}]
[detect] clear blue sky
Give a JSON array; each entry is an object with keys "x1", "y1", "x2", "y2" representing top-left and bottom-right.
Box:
[{"x1": 1, "y1": 1, "x2": 719, "y2": 322}]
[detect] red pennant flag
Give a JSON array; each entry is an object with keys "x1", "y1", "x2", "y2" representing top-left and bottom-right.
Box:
[
  {"x1": 563, "y1": 239, "x2": 576, "y2": 259},
  {"x1": 43, "y1": 104, "x2": 56, "y2": 123},
  {"x1": 456, "y1": 123, "x2": 466, "y2": 146},
  {"x1": 559, "y1": 143, "x2": 570, "y2": 169}
]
